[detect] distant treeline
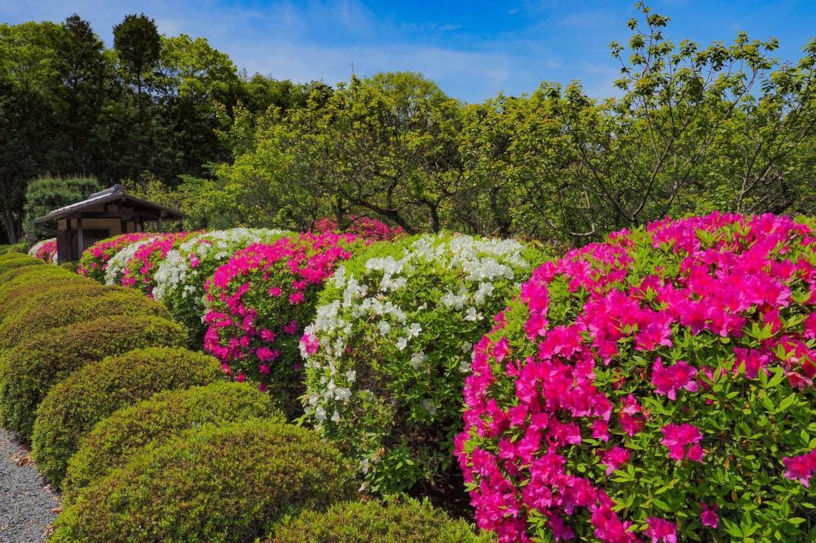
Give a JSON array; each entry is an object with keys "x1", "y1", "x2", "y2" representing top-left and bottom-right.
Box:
[{"x1": 3, "y1": 5, "x2": 816, "y2": 245}]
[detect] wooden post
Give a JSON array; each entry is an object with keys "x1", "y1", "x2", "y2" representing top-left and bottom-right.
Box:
[
  {"x1": 157, "y1": 213, "x2": 164, "y2": 233},
  {"x1": 76, "y1": 217, "x2": 84, "y2": 256}
]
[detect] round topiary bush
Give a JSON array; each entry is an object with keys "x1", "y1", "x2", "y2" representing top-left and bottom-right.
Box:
[
  {"x1": 31, "y1": 347, "x2": 223, "y2": 487},
  {"x1": 0, "y1": 262, "x2": 74, "y2": 287},
  {"x1": 301, "y1": 234, "x2": 543, "y2": 496},
  {"x1": 52, "y1": 420, "x2": 356, "y2": 542},
  {"x1": 63, "y1": 381, "x2": 284, "y2": 503},
  {"x1": 455, "y1": 213, "x2": 816, "y2": 542},
  {"x1": 269, "y1": 497, "x2": 492, "y2": 542},
  {"x1": 120, "y1": 231, "x2": 194, "y2": 295},
  {"x1": 202, "y1": 231, "x2": 367, "y2": 412},
  {"x1": 77, "y1": 233, "x2": 156, "y2": 282},
  {"x1": 0, "y1": 314, "x2": 186, "y2": 439},
  {"x1": 0, "y1": 254, "x2": 43, "y2": 276},
  {"x1": 153, "y1": 228, "x2": 290, "y2": 344},
  {"x1": 0, "y1": 287, "x2": 172, "y2": 349},
  {"x1": 0, "y1": 279, "x2": 101, "y2": 321}
]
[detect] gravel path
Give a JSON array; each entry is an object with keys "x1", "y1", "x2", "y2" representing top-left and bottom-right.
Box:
[{"x1": 0, "y1": 430, "x2": 60, "y2": 543}]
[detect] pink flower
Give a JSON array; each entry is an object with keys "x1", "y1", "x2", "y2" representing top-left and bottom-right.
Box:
[
  {"x1": 289, "y1": 291, "x2": 305, "y2": 304},
  {"x1": 700, "y1": 503, "x2": 718, "y2": 529},
  {"x1": 645, "y1": 517, "x2": 677, "y2": 543},
  {"x1": 660, "y1": 423, "x2": 704, "y2": 462},
  {"x1": 598, "y1": 446, "x2": 630, "y2": 475},
  {"x1": 782, "y1": 450, "x2": 816, "y2": 487},
  {"x1": 301, "y1": 333, "x2": 319, "y2": 355},
  {"x1": 651, "y1": 358, "x2": 698, "y2": 400},
  {"x1": 283, "y1": 320, "x2": 298, "y2": 334}
]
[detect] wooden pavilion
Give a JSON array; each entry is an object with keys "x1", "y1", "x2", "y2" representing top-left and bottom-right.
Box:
[{"x1": 33, "y1": 184, "x2": 183, "y2": 262}]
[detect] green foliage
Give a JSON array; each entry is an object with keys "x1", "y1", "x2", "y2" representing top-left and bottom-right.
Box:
[
  {"x1": 31, "y1": 346, "x2": 223, "y2": 487},
  {"x1": 0, "y1": 262, "x2": 73, "y2": 288},
  {"x1": 52, "y1": 420, "x2": 356, "y2": 542},
  {"x1": 269, "y1": 497, "x2": 493, "y2": 542},
  {"x1": 0, "y1": 286, "x2": 172, "y2": 348},
  {"x1": 0, "y1": 276, "x2": 94, "y2": 319},
  {"x1": 63, "y1": 381, "x2": 283, "y2": 504},
  {"x1": 0, "y1": 243, "x2": 25, "y2": 255},
  {"x1": 113, "y1": 13, "x2": 160, "y2": 98},
  {"x1": 0, "y1": 254, "x2": 42, "y2": 276},
  {"x1": 0, "y1": 314, "x2": 186, "y2": 439},
  {"x1": 22, "y1": 176, "x2": 100, "y2": 240}
]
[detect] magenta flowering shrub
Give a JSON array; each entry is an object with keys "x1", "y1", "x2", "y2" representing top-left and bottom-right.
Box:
[
  {"x1": 120, "y1": 232, "x2": 193, "y2": 296},
  {"x1": 456, "y1": 213, "x2": 816, "y2": 542},
  {"x1": 28, "y1": 238, "x2": 57, "y2": 264},
  {"x1": 77, "y1": 233, "x2": 154, "y2": 282},
  {"x1": 314, "y1": 215, "x2": 405, "y2": 241},
  {"x1": 202, "y1": 231, "x2": 364, "y2": 412}
]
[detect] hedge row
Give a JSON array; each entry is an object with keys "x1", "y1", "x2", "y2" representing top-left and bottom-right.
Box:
[
  {"x1": 62, "y1": 381, "x2": 283, "y2": 503},
  {"x1": 1, "y1": 257, "x2": 482, "y2": 542},
  {"x1": 32, "y1": 347, "x2": 223, "y2": 486},
  {"x1": 0, "y1": 314, "x2": 186, "y2": 439}
]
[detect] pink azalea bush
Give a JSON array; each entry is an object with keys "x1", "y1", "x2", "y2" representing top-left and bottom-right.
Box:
[
  {"x1": 314, "y1": 215, "x2": 405, "y2": 241},
  {"x1": 202, "y1": 231, "x2": 368, "y2": 413},
  {"x1": 455, "y1": 213, "x2": 816, "y2": 542},
  {"x1": 28, "y1": 238, "x2": 57, "y2": 264},
  {"x1": 120, "y1": 232, "x2": 194, "y2": 296},
  {"x1": 77, "y1": 233, "x2": 155, "y2": 282}
]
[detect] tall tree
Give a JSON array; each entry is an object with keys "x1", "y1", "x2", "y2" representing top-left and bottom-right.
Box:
[{"x1": 112, "y1": 14, "x2": 160, "y2": 99}]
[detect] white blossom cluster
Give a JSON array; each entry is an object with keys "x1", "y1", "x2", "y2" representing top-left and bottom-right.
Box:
[
  {"x1": 104, "y1": 236, "x2": 161, "y2": 285},
  {"x1": 152, "y1": 228, "x2": 288, "y2": 303},
  {"x1": 303, "y1": 234, "x2": 532, "y2": 430}
]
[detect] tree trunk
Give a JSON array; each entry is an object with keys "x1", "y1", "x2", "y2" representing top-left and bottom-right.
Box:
[{"x1": 3, "y1": 209, "x2": 19, "y2": 244}]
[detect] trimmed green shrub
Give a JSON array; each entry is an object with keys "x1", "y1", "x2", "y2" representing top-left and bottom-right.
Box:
[
  {"x1": 0, "y1": 243, "x2": 26, "y2": 255},
  {"x1": 32, "y1": 347, "x2": 223, "y2": 487},
  {"x1": 52, "y1": 420, "x2": 356, "y2": 542},
  {"x1": 63, "y1": 381, "x2": 284, "y2": 503},
  {"x1": 0, "y1": 263, "x2": 74, "y2": 287},
  {"x1": 0, "y1": 280, "x2": 103, "y2": 322},
  {"x1": 302, "y1": 234, "x2": 544, "y2": 495},
  {"x1": 0, "y1": 287, "x2": 173, "y2": 349},
  {"x1": 0, "y1": 255, "x2": 42, "y2": 276},
  {"x1": 270, "y1": 497, "x2": 493, "y2": 542},
  {"x1": 0, "y1": 314, "x2": 186, "y2": 439}
]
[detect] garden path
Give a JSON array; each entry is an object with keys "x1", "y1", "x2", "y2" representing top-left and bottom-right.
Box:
[{"x1": 0, "y1": 430, "x2": 59, "y2": 542}]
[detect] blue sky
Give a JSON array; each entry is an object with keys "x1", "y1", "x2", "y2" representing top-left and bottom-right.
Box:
[{"x1": 1, "y1": 0, "x2": 815, "y2": 102}]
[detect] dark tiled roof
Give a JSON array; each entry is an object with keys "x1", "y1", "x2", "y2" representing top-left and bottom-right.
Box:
[{"x1": 33, "y1": 184, "x2": 183, "y2": 224}]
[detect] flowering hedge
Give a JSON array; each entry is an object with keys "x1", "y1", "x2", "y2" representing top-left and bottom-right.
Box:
[
  {"x1": 301, "y1": 234, "x2": 543, "y2": 495},
  {"x1": 77, "y1": 233, "x2": 154, "y2": 282},
  {"x1": 314, "y1": 215, "x2": 405, "y2": 241},
  {"x1": 455, "y1": 213, "x2": 816, "y2": 542},
  {"x1": 103, "y1": 235, "x2": 164, "y2": 285},
  {"x1": 119, "y1": 232, "x2": 194, "y2": 296},
  {"x1": 203, "y1": 231, "x2": 366, "y2": 412},
  {"x1": 153, "y1": 228, "x2": 290, "y2": 342},
  {"x1": 28, "y1": 238, "x2": 57, "y2": 264}
]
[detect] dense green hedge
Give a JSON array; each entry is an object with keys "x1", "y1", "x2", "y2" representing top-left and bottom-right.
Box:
[
  {"x1": 32, "y1": 347, "x2": 223, "y2": 487},
  {"x1": 0, "y1": 243, "x2": 26, "y2": 255},
  {"x1": 52, "y1": 420, "x2": 355, "y2": 542},
  {"x1": 63, "y1": 381, "x2": 283, "y2": 503},
  {"x1": 0, "y1": 314, "x2": 186, "y2": 439},
  {"x1": 0, "y1": 288, "x2": 173, "y2": 349},
  {"x1": 0, "y1": 263, "x2": 75, "y2": 288},
  {"x1": 0, "y1": 255, "x2": 43, "y2": 276},
  {"x1": 269, "y1": 497, "x2": 493, "y2": 542},
  {"x1": 0, "y1": 280, "x2": 103, "y2": 322}
]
